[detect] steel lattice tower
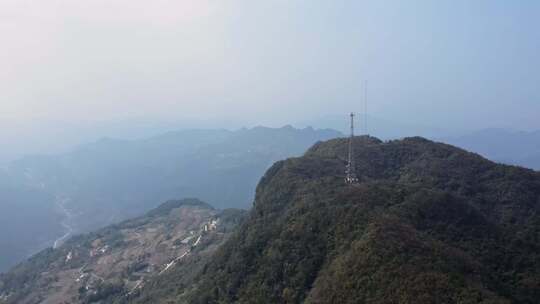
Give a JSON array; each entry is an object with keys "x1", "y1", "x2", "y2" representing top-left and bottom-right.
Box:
[{"x1": 345, "y1": 112, "x2": 359, "y2": 184}]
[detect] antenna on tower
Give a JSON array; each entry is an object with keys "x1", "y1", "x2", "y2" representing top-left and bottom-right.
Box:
[
  {"x1": 364, "y1": 80, "x2": 368, "y2": 135},
  {"x1": 345, "y1": 112, "x2": 359, "y2": 184}
]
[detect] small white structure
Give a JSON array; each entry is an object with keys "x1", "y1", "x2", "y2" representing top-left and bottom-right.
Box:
[
  {"x1": 204, "y1": 219, "x2": 219, "y2": 232},
  {"x1": 65, "y1": 251, "x2": 73, "y2": 262}
]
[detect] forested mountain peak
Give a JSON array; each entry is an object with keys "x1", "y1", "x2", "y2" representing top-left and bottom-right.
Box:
[{"x1": 185, "y1": 136, "x2": 540, "y2": 304}]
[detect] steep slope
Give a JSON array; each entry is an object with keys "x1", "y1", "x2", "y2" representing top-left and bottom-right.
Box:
[
  {"x1": 0, "y1": 199, "x2": 246, "y2": 304},
  {"x1": 183, "y1": 136, "x2": 540, "y2": 304}
]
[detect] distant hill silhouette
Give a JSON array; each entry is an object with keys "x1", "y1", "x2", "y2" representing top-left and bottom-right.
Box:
[
  {"x1": 297, "y1": 114, "x2": 457, "y2": 140},
  {"x1": 444, "y1": 128, "x2": 540, "y2": 170},
  {"x1": 0, "y1": 126, "x2": 340, "y2": 272}
]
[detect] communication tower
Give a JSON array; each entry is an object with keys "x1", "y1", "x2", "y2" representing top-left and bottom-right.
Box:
[{"x1": 345, "y1": 112, "x2": 359, "y2": 184}]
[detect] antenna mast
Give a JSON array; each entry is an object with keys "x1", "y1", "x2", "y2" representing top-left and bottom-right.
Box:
[
  {"x1": 365, "y1": 80, "x2": 368, "y2": 135},
  {"x1": 345, "y1": 113, "x2": 359, "y2": 184}
]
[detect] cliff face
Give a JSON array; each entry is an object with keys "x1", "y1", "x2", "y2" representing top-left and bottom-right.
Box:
[{"x1": 187, "y1": 136, "x2": 540, "y2": 304}]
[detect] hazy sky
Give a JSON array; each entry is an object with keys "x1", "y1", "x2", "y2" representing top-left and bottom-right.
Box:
[{"x1": 1, "y1": 0, "x2": 539, "y2": 160}]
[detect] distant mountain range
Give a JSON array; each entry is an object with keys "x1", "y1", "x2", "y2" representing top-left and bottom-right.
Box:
[
  {"x1": 0, "y1": 126, "x2": 340, "y2": 272},
  {"x1": 297, "y1": 114, "x2": 460, "y2": 140},
  {"x1": 443, "y1": 128, "x2": 540, "y2": 170},
  {"x1": 301, "y1": 115, "x2": 540, "y2": 171},
  {"x1": 3, "y1": 136, "x2": 539, "y2": 303},
  {"x1": 2, "y1": 124, "x2": 539, "y2": 276}
]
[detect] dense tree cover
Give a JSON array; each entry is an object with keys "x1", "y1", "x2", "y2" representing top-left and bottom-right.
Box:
[{"x1": 181, "y1": 136, "x2": 540, "y2": 303}]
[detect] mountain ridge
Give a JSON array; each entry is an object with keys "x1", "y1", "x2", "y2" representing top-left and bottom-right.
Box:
[
  {"x1": 183, "y1": 136, "x2": 540, "y2": 303},
  {"x1": 3, "y1": 136, "x2": 540, "y2": 303}
]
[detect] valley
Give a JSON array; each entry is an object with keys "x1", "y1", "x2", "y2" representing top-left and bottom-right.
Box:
[
  {"x1": 0, "y1": 126, "x2": 339, "y2": 271},
  {"x1": 53, "y1": 196, "x2": 75, "y2": 249}
]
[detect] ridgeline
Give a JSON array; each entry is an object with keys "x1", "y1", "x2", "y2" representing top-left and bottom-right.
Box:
[{"x1": 3, "y1": 136, "x2": 539, "y2": 304}]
